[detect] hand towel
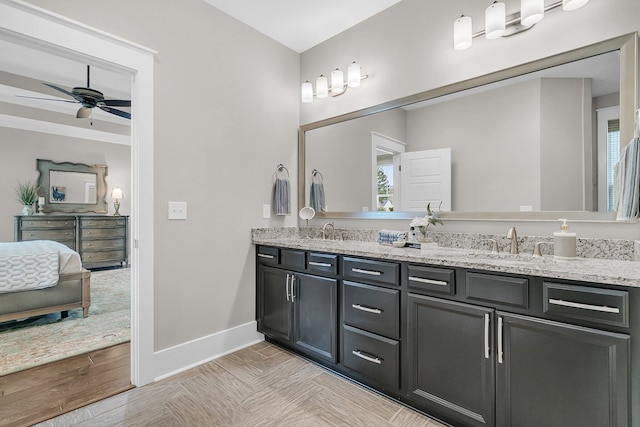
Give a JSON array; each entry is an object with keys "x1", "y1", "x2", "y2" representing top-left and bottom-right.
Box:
[
  {"x1": 273, "y1": 177, "x2": 290, "y2": 215},
  {"x1": 377, "y1": 229, "x2": 407, "y2": 245},
  {"x1": 310, "y1": 181, "x2": 326, "y2": 212},
  {"x1": 614, "y1": 136, "x2": 640, "y2": 221}
]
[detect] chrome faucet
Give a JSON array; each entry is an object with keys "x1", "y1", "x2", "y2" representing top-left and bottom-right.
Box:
[
  {"x1": 322, "y1": 222, "x2": 335, "y2": 240},
  {"x1": 506, "y1": 227, "x2": 519, "y2": 254}
]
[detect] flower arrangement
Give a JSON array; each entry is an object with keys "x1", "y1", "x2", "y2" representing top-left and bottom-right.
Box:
[
  {"x1": 16, "y1": 181, "x2": 40, "y2": 206},
  {"x1": 410, "y1": 202, "x2": 444, "y2": 240}
]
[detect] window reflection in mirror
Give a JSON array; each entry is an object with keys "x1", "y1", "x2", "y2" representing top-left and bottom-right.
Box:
[{"x1": 49, "y1": 171, "x2": 97, "y2": 204}]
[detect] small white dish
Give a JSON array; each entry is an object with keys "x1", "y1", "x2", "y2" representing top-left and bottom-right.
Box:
[{"x1": 392, "y1": 240, "x2": 406, "y2": 248}]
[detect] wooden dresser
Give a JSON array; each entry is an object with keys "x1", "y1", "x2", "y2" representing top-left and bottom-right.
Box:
[{"x1": 15, "y1": 215, "x2": 128, "y2": 269}]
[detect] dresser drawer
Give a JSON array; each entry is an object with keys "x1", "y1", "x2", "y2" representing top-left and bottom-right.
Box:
[
  {"x1": 281, "y1": 249, "x2": 305, "y2": 270},
  {"x1": 257, "y1": 246, "x2": 279, "y2": 265},
  {"x1": 407, "y1": 264, "x2": 455, "y2": 295},
  {"x1": 343, "y1": 325, "x2": 399, "y2": 391},
  {"x1": 466, "y1": 272, "x2": 529, "y2": 309},
  {"x1": 543, "y1": 282, "x2": 629, "y2": 328},
  {"x1": 307, "y1": 252, "x2": 338, "y2": 275},
  {"x1": 342, "y1": 257, "x2": 399, "y2": 286},
  {"x1": 80, "y1": 218, "x2": 127, "y2": 228},
  {"x1": 20, "y1": 218, "x2": 75, "y2": 230},
  {"x1": 21, "y1": 229, "x2": 75, "y2": 241},
  {"x1": 80, "y1": 237, "x2": 125, "y2": 251},
  {"x1": 81, "y1": 227, "x2": 125, "y2": 239},
  {"x1": 81, "y1": 250, "x2": 125, "y2": 264},
  {"x1": 343, "y1": 281, "x2": 399, "y2": 339}
]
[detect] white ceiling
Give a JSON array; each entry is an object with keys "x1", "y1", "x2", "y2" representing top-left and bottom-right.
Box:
[{"x1": 202, "y1": 0, "x2": 403, "y2": 53}]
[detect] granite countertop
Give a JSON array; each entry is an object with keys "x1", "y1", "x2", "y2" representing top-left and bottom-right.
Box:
[{"x1": 252, "y1": 237, "x2": 640, "y2": 288}]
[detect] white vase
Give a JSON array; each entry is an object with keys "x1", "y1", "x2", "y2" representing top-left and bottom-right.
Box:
[{"x1": 22, "y1": 205, "x2": 33, "y2": 216}]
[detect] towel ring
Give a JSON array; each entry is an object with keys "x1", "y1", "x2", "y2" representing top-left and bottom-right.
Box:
[
  {"x1": 276, "y1": 163, "x2": 289, "y2": 178},
  {"x1": 312, "y1": 169, "x2": 324, "y2": 182}
]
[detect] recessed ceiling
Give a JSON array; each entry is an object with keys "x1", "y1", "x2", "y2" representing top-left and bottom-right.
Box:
[{"x1": 203, "y1": 0, "x2": 403, "y2": 53}]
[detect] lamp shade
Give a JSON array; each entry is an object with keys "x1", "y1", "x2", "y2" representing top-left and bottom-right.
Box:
[
  {"x1": 301, "y1": 81, "x2": 313, "y2": 103},
  {"x1": 111, "y1": 187, "x2": 124, "y2": 200},
  {"x1": 485, "y1": 1, "x2": 506, "y2": 39},
  {"x1": 348, "y1": 62, "x2": 361, "y2": 88},
  {"x1": 521, "y1": 0, "x2": 544, "y2": 26},
  {"x1": 453, "y1": 15, "x2": 472, "y2": 50},
  {"x1": 331, "y1": 68, "x2": 344, "y2": 94},
  {"x1": 316, "y1": 75, "x2": 328, "y2": 98},
  {"x1": 562, "y1": 0, "x2": 589, "y2": 10}
]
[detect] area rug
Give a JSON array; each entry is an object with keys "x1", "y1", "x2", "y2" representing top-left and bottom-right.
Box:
[{"x1": 0, "y1": 268, "x2": 130, "y2": 376}]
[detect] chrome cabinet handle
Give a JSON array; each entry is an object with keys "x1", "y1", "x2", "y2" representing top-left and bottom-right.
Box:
[
  {"x1": 497, "y1": 316, "x2": 504, "y2": 364},
  {"x1": 408, "y1": 276, "x2": 447, "y2": 286},
  {"x1": 258, "y1": 253, "x2": 274, "y2": 259},
  {"x1": 484, "y1": 313, "x2": 490, "y2": 359},
  {"x1": 352, "y1": 268, "x2": 381, "y2": 276},
  {"x1": 548, "y1": 298, "x2": 620, "y2": 314},
  {"x1": 291, "y1": 275, "x2": 296, "y2": 302},
  {"x1": 352, "y1": 350, "x2": 381, "y2": 365},
  {"x1": 285, "y1": 274, "x2": 291, "y2": 302},
  {"x1": 309, "y1": 261, "x2": 332, "y2": 267},
  {"x1": 351, "y1": 304, "x2": 382, "y2": 314}
]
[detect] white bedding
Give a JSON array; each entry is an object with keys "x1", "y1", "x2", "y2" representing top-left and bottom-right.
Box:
[{"x1": 0, "y1": 240, "x2": 83, "y2": 293}]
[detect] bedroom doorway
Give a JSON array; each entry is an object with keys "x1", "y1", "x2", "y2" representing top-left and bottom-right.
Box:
[{"x1": 0, "y1": 1, "x2": 156, "y2": 387}]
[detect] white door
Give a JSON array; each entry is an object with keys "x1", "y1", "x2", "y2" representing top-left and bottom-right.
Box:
[{"x1": 400, "y1": 148, "x2": 451, "y2": 212}]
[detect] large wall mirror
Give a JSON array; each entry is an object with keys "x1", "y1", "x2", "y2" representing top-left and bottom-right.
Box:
[
  {"x1": 37, "y1": 159, "x2": 108, "y2": 214},
  {"x1": 299, "y1": 33, "x2": 638, "y2": 221}
]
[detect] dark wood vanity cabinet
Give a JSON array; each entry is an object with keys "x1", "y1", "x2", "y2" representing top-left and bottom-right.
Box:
[{"x1": 257, "y1": 248, "x2": 338, "y2": 363}]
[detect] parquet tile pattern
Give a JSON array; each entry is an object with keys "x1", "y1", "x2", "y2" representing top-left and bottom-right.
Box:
[{"x1": 37, "y1": 342, "x2": 447, "y2": 426}]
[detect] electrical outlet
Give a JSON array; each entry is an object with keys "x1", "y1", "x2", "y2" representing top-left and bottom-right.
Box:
[
  {"x1": 168, "y1": 201, "x2": 187, "y2": 220},
  {"x1": 262, "y1": 204, "x2": 271, "y2": 219}
]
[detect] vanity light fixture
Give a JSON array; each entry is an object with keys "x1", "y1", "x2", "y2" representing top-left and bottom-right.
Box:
[
  {"x1": 454, "y1": 0, "x2": 589, "y2": 50},
  {"x1": 111, "y1": 187, "x2": 123, "y2": 216},
  {"x1": 301, "y1": 61, "x2": 368, "y2": 103}
]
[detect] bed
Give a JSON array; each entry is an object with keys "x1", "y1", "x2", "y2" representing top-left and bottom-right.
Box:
[{"x1": 0, "y1": 240, "x2": 90, "y2": 323}]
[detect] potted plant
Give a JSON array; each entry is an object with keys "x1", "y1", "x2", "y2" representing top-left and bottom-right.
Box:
[
  {"x1": 16, "y1": 181, "x2": 40, "y2": 216},
  {"x1": 410, "y1": 202, "x2": 444, "y2": 242}
]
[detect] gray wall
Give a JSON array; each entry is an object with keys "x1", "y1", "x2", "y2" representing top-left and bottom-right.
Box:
[{"x1": 25, "y1": 0, "x2": 300, "y2": 351}]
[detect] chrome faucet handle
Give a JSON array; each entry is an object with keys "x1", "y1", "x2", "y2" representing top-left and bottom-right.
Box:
[
  {"x1": 533, "y1": 241, "x2": 553, "y2": 257},
  {"x1": 481, "y1": 238, "x2": 500, "y2": 253},
  {"x1": 506, "y1": 227, "x2": 519, "y2": 255}
]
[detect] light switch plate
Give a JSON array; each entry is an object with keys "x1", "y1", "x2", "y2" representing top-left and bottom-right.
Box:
[
  {"x1": 168, "y1": 201, "x2": 187, "y2": 220},
  {"x1": 262, "y1": 204, "x2": 271, "y2": 219}
]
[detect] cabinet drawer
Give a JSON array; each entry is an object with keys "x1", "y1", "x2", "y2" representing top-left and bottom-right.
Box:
[
  {"x1": 343, "y1": 325, "x2": 399, "y2": 391},
  {"x1": 257, "y1": 246, "x2": 279, "y2": 265},
  {"x1": 20, "y1": 219, "x2": 75, "y2": 229},
  {"x1": 307, "y1": 252, "x2": 338, "y2": 275},
  {"x1": 82, "y1": 250, "x2": 125, "y2": 264},
  {"x1": 466, "y1": 272, "x2": 529, "y2": 309},
  {"x1": 80, "y1": 218, "x2": 127, "y2": 228},
  {"x1": 21, "y1": 229, "x2": 75, "y2": 241},
  {"x1": 343, "y1": 281, "x2": 399, "y2": 339},
  {"x1": 281, "y1": 249, "x2": 305, "y2": 270},
  {"x1": 81, "y1": 227, "x2": 125, "y2": 239},
  {"x1": 407, "y1": 265, "x2": 455, "y2": 295},
  {"x1": 543, "y1": 282, "x2": 629, "y2": 328},
  {"x1": 342, "y1": 257, "x2": 399, "y2": 286},
  {"x1": 80, "y1": 237, "x2": 125, "y2": 251}
]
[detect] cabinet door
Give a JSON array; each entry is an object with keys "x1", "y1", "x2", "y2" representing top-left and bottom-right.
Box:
[
  {"x1": 496, "y1": 312, "x2": 630, "y2": 427},
  {"x1": 258, "y1": 266, "x2": 291, "y2": 343},
  {"x1": 406, "y1": 294, "x2": 494, "y2": 427},
  {"x1": 292, "y1": 273, "x2": 338, "y2": 363}
]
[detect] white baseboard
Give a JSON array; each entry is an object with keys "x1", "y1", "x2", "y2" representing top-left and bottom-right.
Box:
[{"x1": 153, "y1": 320, "x2": 263, "y2": 381}]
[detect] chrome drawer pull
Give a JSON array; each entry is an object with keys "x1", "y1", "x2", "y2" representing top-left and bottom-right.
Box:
[
  {"x1": 409, "y1": 276, "x2": 447, "y2": 286},
  {"x1": 351, "y1": 304, "x2": 382, "y2": 314},
  {"x1": 484, "y1": 313, "x2": 490, "y2": 359},
  {"x1": 549, "y1": 299, "x2": 620, "y2": 314},
  {"x1": 257, "y1": 253, "x2": 275, "y2": 259},
  {"x1": 497, "y1": 316, "x2": 504, "y2": 364},
  {"x1": 352, "y1": 268, "x2": 381, "y2": 276},
  {"x1": 309, "y1": 261, "x2": 332, "y2": 267},
  {"x1": 352, "y1": 350, "x2": 381, "y2": 365}
]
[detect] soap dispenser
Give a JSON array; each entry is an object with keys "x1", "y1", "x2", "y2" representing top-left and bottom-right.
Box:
[{"x1": 554, "y1": 219, "x2": 576, "y2": 260}]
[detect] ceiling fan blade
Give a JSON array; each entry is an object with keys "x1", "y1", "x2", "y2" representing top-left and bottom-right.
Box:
[
  {"x1": 101, "y1": 99, "x2": 131, "y2": 107},
  {"x1": 16, "y1": 94, "x2": 78, "y2": 103},
  {"x1": 76, "y1": 106, "x2": 92, "y2": 118},
  {"x1": 98, "y1": 105, "x2": 131, "y2": 120},
  {"x1": 43, "y1": 83, "x2": 77, "y2": 99}
]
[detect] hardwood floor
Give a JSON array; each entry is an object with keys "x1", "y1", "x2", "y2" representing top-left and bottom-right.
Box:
[
  {"x1": 0, "y1": 342, "x2": 132, "y2": 427},
  {"x1": 35, "y1": 342, "x2": 446, "y2": 426}
]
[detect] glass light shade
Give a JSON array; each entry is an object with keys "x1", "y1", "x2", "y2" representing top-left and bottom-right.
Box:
[
  {"x1": 316, "y1": 75, "x2": 328, "y2": 98},
  {"x1": 562, "y1": 0, "x2": 589, "y2": 10},
  {"x1": 331, "y1": 68, "x2": 344, "y2": 94},
  {"x1": 348, "y1": 62, "x2": 361, "y2": 88},
  {"x1": 453, "y1": 15, "x2": 472, "y2": 50},
  {"x1": 111, "y1": 187, "x2": 124, "y2": 200},
  {"x1": 521, "y1": 0, "x2": 544, "y2": 26},
  {"x1": 301, "y1": 81, "x2": 313, "y2": 103},
  {"x1": 485, "y1": 2, "x2": 506, "y2": 40}
]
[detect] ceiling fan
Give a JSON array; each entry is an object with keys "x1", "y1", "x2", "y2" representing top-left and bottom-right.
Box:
[{"x1": 19, "y1": 65, "x2": 131, "y2": 120}]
